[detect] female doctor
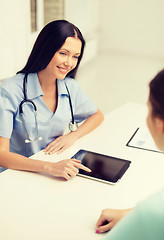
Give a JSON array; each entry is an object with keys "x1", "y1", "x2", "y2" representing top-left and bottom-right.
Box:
[
  {"x1": 0, "y1": 20, "x2": 104, "y2": 180},
  {"x1": 96, "y1": 69, "x2": 164, "y2": 239}
]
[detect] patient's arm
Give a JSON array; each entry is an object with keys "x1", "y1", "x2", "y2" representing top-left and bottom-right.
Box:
[{"x1": 96, "y1": 208, "x2": 132, "y2": 233}]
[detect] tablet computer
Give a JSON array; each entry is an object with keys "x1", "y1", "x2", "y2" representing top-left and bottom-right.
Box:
[{"x1": 71, "y1": 150, "x2": 131, "y2": 184}]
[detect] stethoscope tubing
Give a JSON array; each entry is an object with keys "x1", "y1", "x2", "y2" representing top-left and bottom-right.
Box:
[
  {"x1": 19, "y1": 73, "x2": 77, "y2": 143},
  {"x1": 64, "y1": 82, "x2": 75, "y2": 124}
]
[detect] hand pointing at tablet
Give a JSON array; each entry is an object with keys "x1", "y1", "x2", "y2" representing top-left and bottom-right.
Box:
[{"x1": 43, "y1": 159, "x2": 91, "y2": 180}]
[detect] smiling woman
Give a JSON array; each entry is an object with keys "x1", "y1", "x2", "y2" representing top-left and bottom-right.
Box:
[
  {"x1": 37, "y1": 36, "x2": 82, "y2": 114},
  {"x1": 42, "y1": 37, "x2": 82, "y2": 80},
  {"x1": 0, "y1": 20, "x2": 104, "y2": 179}
]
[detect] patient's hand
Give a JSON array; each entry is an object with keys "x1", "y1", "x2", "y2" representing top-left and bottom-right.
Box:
[{"x1": 96, "y1": 208, "x2": 132, "y2": 233}]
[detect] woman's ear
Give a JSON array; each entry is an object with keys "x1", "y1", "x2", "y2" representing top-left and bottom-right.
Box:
[{"x1": 155, "y1": 118, "x2": 164, "y2": 133}]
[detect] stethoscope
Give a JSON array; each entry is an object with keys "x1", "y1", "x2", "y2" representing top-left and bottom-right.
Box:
[{"x1": 19, "y1": 73, "x2": 78, "y2": 143}]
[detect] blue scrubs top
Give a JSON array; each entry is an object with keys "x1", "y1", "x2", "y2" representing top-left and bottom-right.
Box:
[
  {"x1": 102, "y1": 189, "x2": 164, "y2": 240},
  {"x1": 0, "y1": 73, "x2": 97, "y2": 157}
]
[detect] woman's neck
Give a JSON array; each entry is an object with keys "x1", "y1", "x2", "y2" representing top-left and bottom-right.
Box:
[
  {"x1": 37, "y1": 70, "x2": 58, "y2": 113},
  {"x1": 38, "y1": 70, "x2": 57, "y2": 90}
]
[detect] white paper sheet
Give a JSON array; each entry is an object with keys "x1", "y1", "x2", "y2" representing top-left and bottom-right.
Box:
[{"x1": 126, "y1": 127, "x2": 164, "y2": 154}]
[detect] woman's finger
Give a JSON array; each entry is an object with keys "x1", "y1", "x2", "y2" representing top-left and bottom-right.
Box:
[
  {"x1": 97, "y1": 221, "x2": 114, "y2": 233},
  {"x1": 56, "y1": 146, "x2": 66, "y2": 154},
  {"x1": 45, "y1": 142, "x2": 64, "y2": 154},
  {"x1": 63, "y1": 166, "x2": 78, "y2": 179},
  {"x1": 73, "y1": 161, "x2": 91, "y2": 172},
  {"x1": 44, "y1": 139, "x2": 61, "y2": 152}
]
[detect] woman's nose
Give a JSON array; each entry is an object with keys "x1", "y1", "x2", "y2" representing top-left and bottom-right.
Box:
[{"x1": 64, "y1": 57, "x2": 73, "y2": 67}]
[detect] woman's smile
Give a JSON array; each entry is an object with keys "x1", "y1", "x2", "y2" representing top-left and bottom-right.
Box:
[{"x1": 57, "y1": 66, "x2": 70, "y2": 74}]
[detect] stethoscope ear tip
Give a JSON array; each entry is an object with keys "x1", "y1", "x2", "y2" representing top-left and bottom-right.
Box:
[{"x1": 25, "y1": 137, "x2": 43, "y2": 143}]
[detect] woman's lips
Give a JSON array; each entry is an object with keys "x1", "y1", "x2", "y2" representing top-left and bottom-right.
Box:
[{"x1": 57, "y1": 66, "x2": 70, "y2": 74}]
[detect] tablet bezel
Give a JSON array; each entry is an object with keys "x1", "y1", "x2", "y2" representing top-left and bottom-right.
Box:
[{"x1": 71, "y1": 149, "x2": 131, "y2": 185}]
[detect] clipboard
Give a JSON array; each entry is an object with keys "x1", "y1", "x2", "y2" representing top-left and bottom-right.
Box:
[{"x1": 126, "y1": 127, "x2": 164, "y2": 154}]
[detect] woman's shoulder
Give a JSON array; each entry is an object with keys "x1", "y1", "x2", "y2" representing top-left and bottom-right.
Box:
[
  {"x1": 138, "y1": 189, "x2": 164, "y2": 221},
  {"x1": 0, "y1": 73, "x2": 24, "y2": 92},
  {"x1": 64, "y1": 77, "x2": 81, "y2": 91},
  {"x1": 0, "y1": 74, "x2": 25, "y2": 105}
]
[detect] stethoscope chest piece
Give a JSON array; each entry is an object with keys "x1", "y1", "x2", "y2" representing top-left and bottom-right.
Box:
[{"x1": 69, "y1": 122, "x2": 78, "y2": 132}]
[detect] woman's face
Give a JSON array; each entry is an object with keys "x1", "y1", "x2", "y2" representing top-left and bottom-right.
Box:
[
  {"x1": 45, "y1": 37, "x2": 82, "y2": 79},
  {"x1": 147, "y1": 98, "x2": 164, "y2": 151}
]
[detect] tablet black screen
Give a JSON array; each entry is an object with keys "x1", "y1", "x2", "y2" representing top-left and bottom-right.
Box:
[{"x1": 72, "y1": 150, "x2": 131, "y2": 183}]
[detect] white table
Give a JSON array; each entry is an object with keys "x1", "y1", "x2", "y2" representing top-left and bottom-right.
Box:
[{"x1": 0, "y1": 102, "x2": 164, "y2": 240}]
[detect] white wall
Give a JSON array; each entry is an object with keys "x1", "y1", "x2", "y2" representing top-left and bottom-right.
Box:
[
  {"x1": 64, "y1": 0, "x2": 100, "y2": 64},
  {"x1": 0, "y1": 0, "x2": 100, "y2": 80},
  {"x1": 99, "y1": 0, "x2": 164, "y2": 59},
  {"x1": 0, "y1": 0, "x2": 29, "y2": 79},
  {"x1": 0, "y1": 0, "x2": 45, "y2": 80}
]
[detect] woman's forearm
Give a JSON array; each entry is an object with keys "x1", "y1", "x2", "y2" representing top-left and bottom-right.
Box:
[
  {"x1": 0, "y1": 151, "x2": 92, "y2": 180},
  {"x1": 0, "y1": 150, "x2": 45, "y2": 172},
  {"x1": 70, "y1": 108, "x2": 104, "y2": 140}
]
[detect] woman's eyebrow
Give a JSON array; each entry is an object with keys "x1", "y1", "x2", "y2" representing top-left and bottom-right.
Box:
[
  {"x1": 60, "y1": 48, "x2": 80, "y2": 55},
  {"x1": 60, "y1": 48, "x2": 69, "y2": 52}
]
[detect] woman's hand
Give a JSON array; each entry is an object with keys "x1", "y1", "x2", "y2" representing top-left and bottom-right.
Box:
[
  {"x1": 44, "y1": 159, "x2": 91, "y2": 180},
  {"x1": 43, "y1": 132, "x2": 78, "y2": 155},
  {"x1": 96, "y1": 208, "x2": 132, "y2": 233},
  {"x1": 43, "y1": 109, "x2": 104, "y2": 155}
]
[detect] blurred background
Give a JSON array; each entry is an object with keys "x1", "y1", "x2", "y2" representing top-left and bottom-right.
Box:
[{"x1": 0, "y1": 0, "x2": 164, "y2": 114}]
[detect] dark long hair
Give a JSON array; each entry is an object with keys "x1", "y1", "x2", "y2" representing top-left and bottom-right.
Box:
[
  {"x1": 17, "y1": 20, "x2": 85, "y2": 78},
  {"x1": 149, "y1": 69, "x2": 164, "y2": 120}
]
